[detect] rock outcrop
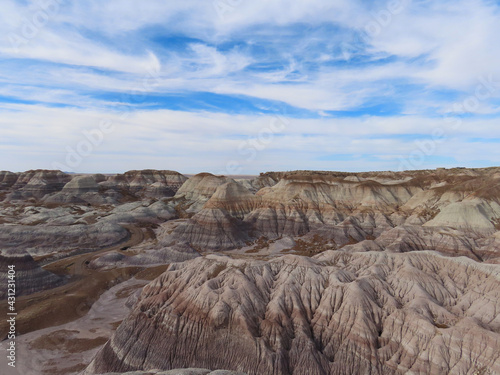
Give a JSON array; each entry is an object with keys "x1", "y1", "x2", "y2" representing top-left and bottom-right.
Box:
[
  {"x1": 102, "y1": 170, "x2": 188, "y2": 199},
  {"x1": 0, "y1": 222, "x2": 128, "y2": 256},
  {"x1": 0, "y1": 169, "x2": 188, "y2": 204},
  {"x1": 158, "y1": 168, "x2": 500, "y2": 259},
  {"x1": 174, "y1": 173, "x2": 232, "y2": 213},
  {"x1": 86, "y1": 251, "x2": 500, "y2": 375},
  {"x1": 44, "y1": 174, "x2": 111, "y2": 205},
  {"x1": 0, "y1": 249, "x2": 66, "y2": 298},
  {"x1": 172, "y1": 208, "x2": 251, "y2": 250},
  {"x1": 1, "y1": 166, "x2": 500, "y2": 375},
  {"x1": 171, "y1": 182, "x2": 258, "y2": 250},
  {"x1": 5, "y1": 170, "x2": 70, "y2": 201},
  {"x1": 0, "y1": 171, "x2": 18, "y2": 190},
  {"x1": 423, "y1": 198, "x2": 500, "y2": 230},
  {"x1": 62, "y1": 175, "x2": 101, "y2": 194},
  {"x1": 235, "y1": 174, "x2": 278, "y2": 193}
]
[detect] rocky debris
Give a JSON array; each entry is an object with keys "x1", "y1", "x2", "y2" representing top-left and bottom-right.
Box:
[
  {"x1": 50, "y1": 170, "x2": 187, "y2": 204},
  {"x1": 0, "y1": 167, "x2": 499, "y2": 375},
  {"x1": 1, "y1": 204, "x2": 98, "y2": 226},
  {"x1": 242, "y1": 175, "x2": 418, "y2": 241},
  {"x1": 86, "y1": 251, "x2": 500, "y2": 375},
  {"x1": 43, "y1": 190, "x2": 115, "y2": 205},
  {"x1": 0, "y1": 249, "x2": 66, "y2": 299},
  {"x1": 0, "y1": 171, "x2": 188, "y2": 260},
  {"x1": 170, "y1": 173, "x2": 419, "y2": 250},
  {"x1": 340, "y1": 225, "x2": 485, "y2": 259}
]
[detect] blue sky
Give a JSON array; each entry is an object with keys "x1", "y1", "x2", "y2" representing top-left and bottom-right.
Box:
[{"x1": 1, "y1": 0, "x2": 500, "y2": 174}]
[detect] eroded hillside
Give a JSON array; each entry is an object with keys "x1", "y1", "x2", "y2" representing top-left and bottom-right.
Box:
[{"x1": 1, "y1": 167, "x2": 499, "y2": 375}]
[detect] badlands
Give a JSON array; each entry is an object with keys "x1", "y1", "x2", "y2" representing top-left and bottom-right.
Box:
[{"x1": 1, "y1": 167, "x2": 500, "y2": 375}]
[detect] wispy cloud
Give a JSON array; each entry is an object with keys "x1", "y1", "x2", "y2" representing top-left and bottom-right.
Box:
[{"x1": 1, "y1": 0, "x2": 499, "y2": 172}]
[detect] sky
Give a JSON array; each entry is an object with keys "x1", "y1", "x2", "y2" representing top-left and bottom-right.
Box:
[{"x1": 1, "y1": 0, "x2": 500, "y2": 174}]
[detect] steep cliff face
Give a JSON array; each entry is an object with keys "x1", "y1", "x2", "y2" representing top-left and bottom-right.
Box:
[{"x1": 86, "y1": 251, "x2": 500, "y2": 375}]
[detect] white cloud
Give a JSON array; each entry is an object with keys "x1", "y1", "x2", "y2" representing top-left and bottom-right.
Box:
[
  {"x1": 2, "y1": 0, "x2": 499, "y2": 107},
  {"x1": 2, "y1": 103, "x2": 500, "y2": 173},
  {"x1": 1, "y1": 0, "x2": 500, "y2": 171},
  {"x1": 364, "y1": 0, "x2": 500, "y2": 92}
]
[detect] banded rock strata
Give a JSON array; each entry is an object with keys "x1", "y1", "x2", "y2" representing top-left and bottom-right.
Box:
[
  {"x1": 86, "y1": 251, "x2": 500, "y2": 375},
  {"x1": 166, "y1": 169, "x2": 500, "y2": 263},
  {"x1": 0, "y1": 169, "x2": 187, "y2": 205},
  {"x1": 1, "y1": 167, "x2": 500, "y2": 375},
  {"x1": 0, "y1": 249, "x2": 66, "y2": 299}
]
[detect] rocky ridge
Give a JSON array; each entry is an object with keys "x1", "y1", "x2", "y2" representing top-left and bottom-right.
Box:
[
  {"x1": 86, "y1": 250, "x2": 500, "y2": 375},
  {"x1": 166, "y1": 168, "x2": 500, "y2": 263},
  {"x1": 0, "y1": 169, "x2": 187, "y2": 205},
  {"x1": 2, "y1": 167, "x2": 500, "y2": 375}
]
